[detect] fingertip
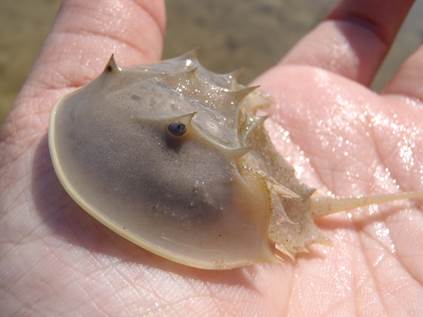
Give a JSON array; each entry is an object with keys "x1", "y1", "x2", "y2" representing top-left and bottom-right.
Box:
[
  {"x1": 382, "y1": 45, "x2": 423, "y2": 102},
  {"x1": 3, "y1": 0, "x2": 166, "y2": 150},
  {"x1": 281, "y1": 0, "x2": 415, "y2": 86},
  {"x1": 327, "y1": 0, "x2": 415, "y2": 46},
  {"x1": 26, "y1": 0, "x2": 166, "y2": 94}
]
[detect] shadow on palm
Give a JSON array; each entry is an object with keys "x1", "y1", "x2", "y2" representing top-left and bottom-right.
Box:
[{"x1": 32, "y1": 134, "x2": 265, "y2": 290}]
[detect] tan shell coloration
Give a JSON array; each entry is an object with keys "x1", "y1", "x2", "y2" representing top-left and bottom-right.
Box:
[{"x1": 49, "y1": 52, "x2": 423, "y2": 270}]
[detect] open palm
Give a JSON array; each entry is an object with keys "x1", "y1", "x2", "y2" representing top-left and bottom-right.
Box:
[{"x1": 1, "y1": 0, "x2": 422, "y2": 316}]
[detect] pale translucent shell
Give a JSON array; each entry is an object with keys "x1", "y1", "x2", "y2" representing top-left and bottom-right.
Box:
[{"x1": 49, "y1": 54, "x2": 282, "y2": 269}]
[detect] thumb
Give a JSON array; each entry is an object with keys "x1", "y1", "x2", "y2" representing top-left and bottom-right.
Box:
[{"x1": 2, "y1": 0, "x2": 165, "y2": 154}]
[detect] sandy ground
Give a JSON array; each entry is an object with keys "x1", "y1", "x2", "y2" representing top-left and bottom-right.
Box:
[{"x1": 0, "y1": 0, "x2": 422, "y2": 123}]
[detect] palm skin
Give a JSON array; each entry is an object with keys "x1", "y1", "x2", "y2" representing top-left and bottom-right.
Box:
[{"x1": 1, "y1": 0, "x2": 422, "y2": 316}]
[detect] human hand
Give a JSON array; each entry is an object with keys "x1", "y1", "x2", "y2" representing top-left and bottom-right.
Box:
[{"x1": 1, "y1": 0, "x2": 422, "y2": 316}]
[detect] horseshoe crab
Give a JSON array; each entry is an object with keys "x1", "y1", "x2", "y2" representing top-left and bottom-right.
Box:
[{"x1": 48, "y1": 52, "x2": 423, "y2": 269}]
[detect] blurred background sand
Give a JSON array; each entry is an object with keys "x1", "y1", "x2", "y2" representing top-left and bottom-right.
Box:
[{"x1": 0, "y1": 0, "x2": 422, "y2": 124}]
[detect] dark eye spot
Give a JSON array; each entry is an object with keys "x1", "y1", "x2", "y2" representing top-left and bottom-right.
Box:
[{"x1": 167, "y1": 122, "x2": 187, "y2": 137}]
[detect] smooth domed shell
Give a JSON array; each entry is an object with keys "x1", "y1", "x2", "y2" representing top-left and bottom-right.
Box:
[{"x1": 48, "y1": 53, "x2": 280, "y2": 269}]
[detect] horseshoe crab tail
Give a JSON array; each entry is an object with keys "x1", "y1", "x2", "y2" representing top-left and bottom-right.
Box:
[{"x1": 310, "y1": 191, "x2": 423, "y2": 218}]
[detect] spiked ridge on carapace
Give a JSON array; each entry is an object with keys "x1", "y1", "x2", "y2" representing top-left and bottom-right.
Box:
[{"x1": 48, "y1": 52, "x2": 423, "y2": 269}]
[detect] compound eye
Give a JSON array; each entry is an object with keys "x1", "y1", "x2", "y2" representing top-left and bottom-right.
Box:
[{"x1": 167, "y1": 122, "x2": 187, "y2": 137}]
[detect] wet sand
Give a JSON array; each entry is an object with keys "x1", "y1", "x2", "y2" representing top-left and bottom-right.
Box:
[{"x1": 0, "y1": 0, "x2": 422, "y2": 123}]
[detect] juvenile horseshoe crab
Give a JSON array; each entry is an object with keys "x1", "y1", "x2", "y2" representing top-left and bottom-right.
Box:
[{"x1": 48, "y1": 52, "x2": 423, "y2": 270}]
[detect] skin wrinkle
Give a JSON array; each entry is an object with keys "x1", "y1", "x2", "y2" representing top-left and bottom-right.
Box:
[
  {"x1": 295, "y1": 227, "x2": 355, "y2": 316},
  {"x1": 67, "y1": 274, "x2": 112, "y2": 317},
  {"x1": 269, "y1": 106, "x2": 329, "y2": 192},
  {"x1": 385, "y1": 214, "x2": 423, "y2": 286},
  {"x1": 44, "y1": 232, "x2": 186, "y2": 314},
  {"x1": 61, "y1": 0, "x2": 164, "y2": 54},
  {"x1": 3, "y1": 255, "x2": 48, "y2": 310},
  {"x1": 143, "y1": 270, "x2": 256, "y2": 316},
  {"x1": 19, "y1": 83, "x2": 73, "y2": 103},
  {"x1": 49, "y1": 255, "x2": 127, "y2": 301},
  {"x1": 30, "y1": 53, "x2": 96, "y2": 91},
  {"x1": 364, "y1": 105, "x2": 423, "y2": 284},
  {"x1": 292, "y1": 243, "x2": 354, "y2": 316},
  {"x1": 131, "y1": 0, "x2": 166, "y2": 35},
  {"x1": 135, "y1": 280, "x2": 177, "y2": 315},
  {"x1": 1, "y1": 288, "x2": 44, "y2": 317},
  {"x1": 0, "y1": 213, "x2": 40, "y2": 260},
  {"x1": 180, "y1": 271, "x2": 206, "y2": 297},
  {"x1": 357, "y1": 229, "x2": 423, "y2": 314},
  {"x1": 151, "y1": 274, "x2": 187, "y2": 315},
  {"x1": 56, "y1": 290, "x2": 111, "y2": 317},
  {"x1": 204, "y1": 283, "x2": 224, "y2": 317},
  {"x1": 41, "y1": 232, "x2": 107, "y2": 271},
  {"x1": 1, "y1": 166, "x2": 71, "y2": 258},
  {"x1": 353, "y1": 271, "x2": 382, "y2": 317},
  {"x1": 2, "y1": 157, "x2": 51, "y2": 218},
  {"x1": 140, "y1": 294, "x2": 211, "y2": 316},
  {"x1": 356, "y1": 233, "x2": 390, "y2": 316},
  {"x1": 64, "y1": 268, "x2": 125, "y2": 314},
  {"x1": 0, "y1": 125, "x2": 46, "y2": 175},
  {"x1": 2, "y1": 96, "x2": 58, "y2": 146},
  {"x1": 204, "y1": 283, "x2": 237, "y2": 317},
  {"x1": 173, "y1": 295, "x2": 240, "y2": 317},
  {"x1": 365, "y1": 106, "x2": 406, "y2": 193},
  {"x1": 109, "y1": 266, "x2": 151, "y2": 314},
  {"x1": 277, "y1": 118, "x2": 345, "y2": 169},
  {"x1": 160, "y1": 274, "x2": 206, "y2": 316},
  {"x1": 101, "y1": 280, "x2": 135, "y2": 316},
  {"x1": 18, "y1": 243, "x2": 67, "y2": 289},
  {"x1": 371, "y1": 105, "x2": 423, "y2": 192},
  {"x1": 351, "y1": 255, "x2": 359, "y2": 317},
  {"x1": 41, "y1": 286, "x2": 88, "y2": 316},
  {"x1": 324, "y1": 255, "x2": 357, "y2": 316},
  {"x1": 1, "y1": 180, "x2": 30, "y2": 220},
  {"x1": 273, "y1": 109, "x2": 349, "y2": 195},
  {"x1": 319, "y1": 296, "x2": 352, "y2": 317},
  {"x1": 383, "y1": 282, "x2": 418, "y2": 315},
  {"x1": 385, "y1": 277, "x2": 416, "y2": 297},
  {"x1": 44, "y1": 240, "x2": 91, "y2": 278},
  {"x1": 0, "y1": 215, "x2": 55, "y2": 262},
  {"x1": 57, "y1": 29, "x2": 152, "y2": 67},
  {"x1": 358, "y1": 228, "x2": 397, "y2": 260},
  {"x1": 280, "y1": 269, "x2": 294, "y2": 317},
  {"x1": 287, "y1": 272, "x2": 306, "y2": 317}
]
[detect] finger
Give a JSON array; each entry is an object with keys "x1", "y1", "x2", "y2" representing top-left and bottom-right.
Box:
[
  {"x1": 281, "y1": 0, "x2": 414, "y2": 86},
  {"x1": 382, "y1": 45, "x2": 423, "y2": 101},
  {"x1": 1, "y1": 0, "x2": 165, "y2": 154},
  {"x1": 14, "y1": 0, "x2": 165, "y2": 112}
]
